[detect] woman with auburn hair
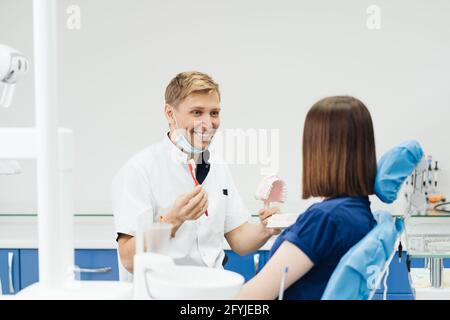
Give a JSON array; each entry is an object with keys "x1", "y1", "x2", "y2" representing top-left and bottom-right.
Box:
[{"x1": 239, "y1": 96, "x2": 378, "y2": 300}]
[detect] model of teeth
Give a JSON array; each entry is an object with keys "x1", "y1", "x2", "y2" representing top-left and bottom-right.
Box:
[
  {"x1": 254, "y1": 174, "x2": 287, "y2": 209},
  {"x1": 255, "y1": 175, "x2": 300, "y2": 229}
]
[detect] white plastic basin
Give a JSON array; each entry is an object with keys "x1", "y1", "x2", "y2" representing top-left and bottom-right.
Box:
[{"x1": 146, "y1": 266, "x2": 245, "y2": 300}]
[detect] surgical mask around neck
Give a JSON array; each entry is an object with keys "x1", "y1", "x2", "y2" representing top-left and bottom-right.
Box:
[{"x1": 172, "y1": 115, "x2": 205, "y2": 155}]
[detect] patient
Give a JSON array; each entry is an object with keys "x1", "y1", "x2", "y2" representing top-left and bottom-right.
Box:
[{"x1": 239, "y1": 96, "x2": 378, "y2": 300}]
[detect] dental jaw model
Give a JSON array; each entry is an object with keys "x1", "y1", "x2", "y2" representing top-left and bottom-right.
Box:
[
  {"x1": 255, "y1": 175, "x2": 299, "y2": 229},
  {"x1": 255, "y1": 175, "x2": 287, "y2": 209}
]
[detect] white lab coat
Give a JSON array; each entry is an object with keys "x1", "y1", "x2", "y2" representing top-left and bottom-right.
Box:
[{"x1": 112, "y1": 135, "x2": 251, "y2": 279}]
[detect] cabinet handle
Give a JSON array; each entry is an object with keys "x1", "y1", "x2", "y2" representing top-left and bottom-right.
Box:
[
  {"x1": 253, "y1": 253, "x2": 260, "y2": 274},
  {"x1": 74, "y1": 267, "x2": 112, "y2": 273},
  {"x1": 8, "y1": 252, "x2": 14, "y2": 294}
]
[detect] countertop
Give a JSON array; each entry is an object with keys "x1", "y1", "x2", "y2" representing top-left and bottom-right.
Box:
[{"x1": 0, "y1": 214, "x2": 276, "y2": 251}]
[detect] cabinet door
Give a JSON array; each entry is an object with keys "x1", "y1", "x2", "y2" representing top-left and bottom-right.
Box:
[
  {"x1": 224, "y1": 250, "x2": 267, "y2": 282},
  {"x1": 74, "y1": 249, "x2": 119, "y2": 281},
  {"x1": 0, "y1": 249, "x2": 20, "y2": 295},
  {"x1": 374, "y1": 252, "x2": 416, "y2": 300},
  {"x1": 19, "y1": 249, "x2": 39, "y2": 290},
  {"x1": 19, "y1": 249, "x2": 120, "y2": 289}
]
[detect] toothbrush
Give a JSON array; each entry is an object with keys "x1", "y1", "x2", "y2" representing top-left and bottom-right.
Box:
[
  {"x1": 255, "y1": 174, "x2": 287, "y2": 209},
  {"x1": 188, "y1": 159, "x2": 208, "y2": 217}
]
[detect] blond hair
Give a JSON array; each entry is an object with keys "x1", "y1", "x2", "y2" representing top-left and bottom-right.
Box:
[{"x1": 165, "y1": 71, "x2": 220, "y2": 107}]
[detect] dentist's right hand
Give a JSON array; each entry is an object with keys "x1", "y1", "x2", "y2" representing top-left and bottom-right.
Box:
[{"x1": 162, "y1": 185, "x2": 208, "y2": 237}]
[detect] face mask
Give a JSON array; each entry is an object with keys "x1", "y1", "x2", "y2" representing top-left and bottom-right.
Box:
[{"x1": 172, "y1": 114, "x2": 205, "y2": 155}]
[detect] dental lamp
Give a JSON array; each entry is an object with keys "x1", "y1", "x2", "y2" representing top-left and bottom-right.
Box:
[
  {"x1": 0, "y1": 44, "x2": 29, "y2": 108},
  {"x1": 0, "y1": 44, "x2": 28, "y2": 175},
  {"x1": 0, "y1": 160, "x2": 22, "y2": 175}
]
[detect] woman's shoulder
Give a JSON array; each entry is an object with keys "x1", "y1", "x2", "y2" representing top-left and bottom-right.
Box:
[
  {"x1": 310, "y1": 196, "x2": 369, "y2": 211},
  {"x1": 302, "y1": 196, "x2": 372, "y2": 223}
]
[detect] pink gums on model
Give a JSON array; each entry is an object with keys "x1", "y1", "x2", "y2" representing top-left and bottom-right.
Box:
[{"x1": 255, "y1": 175, "x2": 287, "y2": 209}]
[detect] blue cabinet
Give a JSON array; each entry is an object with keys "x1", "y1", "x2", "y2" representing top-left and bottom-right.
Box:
[
  {"x1": 74, "y1": 249, "x2": 119, "y2": 281},
  {"x1": 6, "y1": 247, "x2": 448, "y2": 298},
  {"x1": 373, "y1": 252, "x2": 415, "y2": 300},
  {"x1": 223, "y1": 250, "x2": 270, "y2": 282},
  {"x1": 0, "y1": 249, "x2": 20, "y2": 295},
  {"x1": 19, "y1": 249, "x2": 39, "y2": 290},
  {"x1": 18, "y1": 249, "x2": 120, "y2": 292}
]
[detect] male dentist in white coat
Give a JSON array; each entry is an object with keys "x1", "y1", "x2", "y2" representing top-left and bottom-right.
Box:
[{"x1": 112, "y1": 71, "x2": 279, "y2": 275}]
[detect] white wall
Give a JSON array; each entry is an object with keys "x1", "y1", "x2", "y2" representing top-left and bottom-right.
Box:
[{"x1": 1, "y1": 0, "x2": 449, "y2": 215}]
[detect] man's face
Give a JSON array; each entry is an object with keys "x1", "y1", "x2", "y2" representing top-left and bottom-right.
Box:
[{"x1": 167, "y1": 91, "x2": 221, "y2": 150}]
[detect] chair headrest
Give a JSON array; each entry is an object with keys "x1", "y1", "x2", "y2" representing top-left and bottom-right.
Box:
[{"x1": 374, "y1": 140, "x2": 424, "y2": 204}]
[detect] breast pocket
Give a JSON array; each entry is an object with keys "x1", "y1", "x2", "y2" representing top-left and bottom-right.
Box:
[{"x1": 202, "y1": 186, "x2": 228, "y2": 235}]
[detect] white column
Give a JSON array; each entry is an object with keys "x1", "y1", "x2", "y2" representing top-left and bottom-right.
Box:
[
  {"x1": 59, "y1": 128, "x2": 75, "y2": 284},
  {"x1": 33, "y1": 0, "x2": 64, "y2": 288}
]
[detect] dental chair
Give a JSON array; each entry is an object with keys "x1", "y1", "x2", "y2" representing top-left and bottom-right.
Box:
[{"x1": 321, "y1": 140, "x2": 424, "y2": 300}]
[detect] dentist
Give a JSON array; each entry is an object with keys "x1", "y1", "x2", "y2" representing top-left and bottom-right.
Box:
[{"x1": 112, "y1": 71, "x2": 279, "y2": 274}]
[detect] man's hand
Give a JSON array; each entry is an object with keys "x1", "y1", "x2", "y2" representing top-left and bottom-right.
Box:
[
  {"x1": 259, "y1": 207, "x2": 282, "y2": 236},
  {"x1": 164, "y1": 185, "x2": 208, "y2": 236},
  {"x1": 225, "y1": 207, "x2": 282, "y2": 256}
]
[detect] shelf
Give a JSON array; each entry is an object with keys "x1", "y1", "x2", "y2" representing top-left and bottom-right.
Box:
[{"x1": 0, "y1": 213, "x2": 113, "y2": 217}]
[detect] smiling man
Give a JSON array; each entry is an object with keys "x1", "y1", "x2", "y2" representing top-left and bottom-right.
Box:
[{"x1": 112, "y1": 71, "x2": 280, "y2": 275}]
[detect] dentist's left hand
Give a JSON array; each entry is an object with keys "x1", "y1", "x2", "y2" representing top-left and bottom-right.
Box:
[{"x1": 259, "y1": 207, "x2": 282, "y2": 236}]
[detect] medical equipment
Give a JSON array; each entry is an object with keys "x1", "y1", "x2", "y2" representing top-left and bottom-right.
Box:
[
  {"x1": 434, "y1": 202, "x2": 450, "y2": 214},
  {"x1": 0, "y1": 44, "x2": 29, "y2": 108},
  {"x1": 255, "y1": 174, "x2": 286, "y2": 209},
  {"x1": 187, "y1": 158, "x2": 208, "y2": 216},
  {"x1": 403, "y1": 155, "x2": 446, "y2": 215},
  {"x1": 0, "y1": 44, "x2": 28, "y2": 175},
  {"x1": 133, "y1": 211, "x2": 244, "y2": 299},
  {"x1": 278, "y1": 266, "x2": 288, "y2": 300},
  {"x1": 0, "y1": 160, "x2": 22, "y2": 175},
  {"x1": 401, "y1": 153, "x2": 450, "y2": 297}
]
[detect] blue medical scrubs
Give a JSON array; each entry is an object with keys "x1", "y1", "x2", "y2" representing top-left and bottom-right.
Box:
[{"x1": 270, "y1": 196, "x2": 376, "y2": 300}]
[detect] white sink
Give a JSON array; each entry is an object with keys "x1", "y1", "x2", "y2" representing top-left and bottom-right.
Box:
[{"x1": 146, "y1": 266, "x2": 244, "y2": 300}]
